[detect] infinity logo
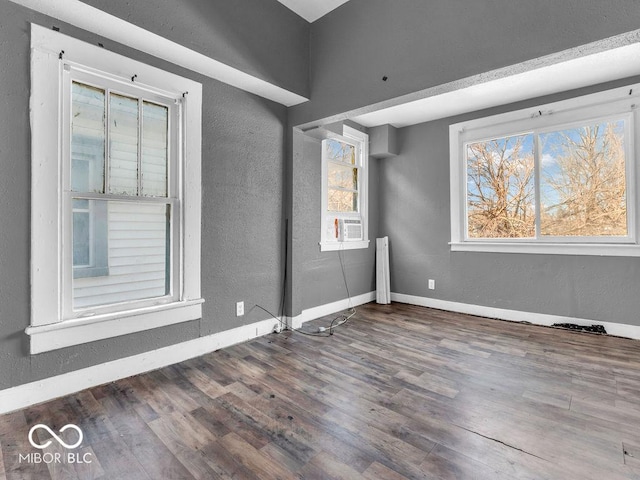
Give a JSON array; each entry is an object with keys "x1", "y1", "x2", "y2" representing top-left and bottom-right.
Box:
[{"x1": 28, "y1": 424, "x2": 83, "y2": 450}]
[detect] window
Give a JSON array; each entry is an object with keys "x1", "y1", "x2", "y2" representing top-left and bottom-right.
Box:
[
  {"x1": 28, "y1": 24, "x2": 203, "y2": 353},
  {"x1": 450, "y1": 84, "x2": 639, "y2": 256},
  {"x1": 320, "y1": 125, "x2": 369, "y2": 251},
  {"x1": 67, "y1": 76, "x2": 177, "y2": 311}
]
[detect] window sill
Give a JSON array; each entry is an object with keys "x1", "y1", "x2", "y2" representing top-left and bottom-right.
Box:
[
  {"x1": 26, "y1": 299, "x2": 204, "y2": 354},
  {"x1": 450, "y1": 241, "x2": 640, "y2": 257},
  {"x1": 320, "y1": 240, "x2": 370, "y2": 252}
]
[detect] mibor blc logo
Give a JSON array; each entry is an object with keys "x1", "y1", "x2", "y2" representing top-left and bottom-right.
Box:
[
  {"x1": 19, "y1": 424, "x2": 92, "y2": 465},
  {"x1": 28, "y1": 424, "x2": 83, "y2": 449}
]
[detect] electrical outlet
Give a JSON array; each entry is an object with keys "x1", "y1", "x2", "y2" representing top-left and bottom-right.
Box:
[
  {"x1": 236, "y1": 301, "x2": 244, "y2": 317},
  {"x1": 428, "y1": 279, "x2": 435, "y2": 290}
]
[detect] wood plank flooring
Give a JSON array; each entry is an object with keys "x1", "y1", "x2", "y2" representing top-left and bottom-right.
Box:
[{"x1": 2, "y1": 302, "x2": 640, "y2": 479}]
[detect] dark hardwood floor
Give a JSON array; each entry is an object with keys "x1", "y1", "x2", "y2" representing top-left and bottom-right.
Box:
[{"x1": 2, "y1": 302, "x2": 640, "y2": 479}]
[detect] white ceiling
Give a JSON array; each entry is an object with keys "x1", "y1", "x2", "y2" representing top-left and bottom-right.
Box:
[
  {"x1": 277, "y1": 0, "x2": 351, "y2": 22},
  {"x1": 351, "y1": 42, "x2": 640, "y2": 129}
]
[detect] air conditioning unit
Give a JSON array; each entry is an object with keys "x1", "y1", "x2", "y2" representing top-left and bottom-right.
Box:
[{"x1": 339, "y1": 218, "x2": 363, "y2": 242}]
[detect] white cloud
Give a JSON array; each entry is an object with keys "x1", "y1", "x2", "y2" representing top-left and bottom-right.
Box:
[{"x1": 541, "y1": 153, "x2": 557, "y2": 167}]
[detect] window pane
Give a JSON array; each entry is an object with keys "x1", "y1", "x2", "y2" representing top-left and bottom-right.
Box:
[
  {"x1": 328, "y1": 163, "x2": 358, "y2": 190},
  {"x1": 328, "y1": 189, "x2": 358, "y2": 213},
  {"x1": 72, "y1": 204, "x2": 90, "y2": 267},
  {"x1": 73, "y1": 200, "x2": 170, "y2": 309},
  {"x1": 109, "y1": 94, "x2": 139, "y2": 195},
  {"x1": 539, "y1": 121, "x2": 627, "y2": 237},
  {"x1": 466, "y1": 134, "x2": 535, "y2": 238},
  {"x1": 142, "y1": 102, "x2": 168, "y2": 197},
  {"x1": 326, "y1": 139, "x2": 356, "y2": 164},
  {"x1": 72, "y1": 82, "x2": 105, "y2": 193}
]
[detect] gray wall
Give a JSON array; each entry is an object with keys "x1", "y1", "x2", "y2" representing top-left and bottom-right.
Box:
[
  {"x1": 291, "y1": 0, "x2": 640, "y2": 125},
  {"x1": 287, "y1": 0, "x2": 640, "y2": 325},
  {"x1": 0, "y1": 1, "x2": 303, "y2": 390},
  {"x1": 380, "y1": 79, "x2": 640, "y2": 327}
]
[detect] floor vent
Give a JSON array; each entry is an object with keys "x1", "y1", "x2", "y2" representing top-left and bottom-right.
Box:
[{"x1": 552, "y1": 323, "x2": 607, "y2": 334}]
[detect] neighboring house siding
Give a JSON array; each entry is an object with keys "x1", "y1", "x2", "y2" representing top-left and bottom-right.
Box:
[{"x1": 73, "y1": 202, "x2": 168, "y2": 308}]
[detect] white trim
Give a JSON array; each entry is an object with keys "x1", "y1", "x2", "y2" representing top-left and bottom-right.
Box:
[
  {"x1": 10, "y1": 0, "x2": 307, "y2": 107},
  {"x1": 30, "y1": 41, "x2": 63, "y2": 327},
  {"x1": 391, "y1": 293, "x2": 640, "y2": 340},
  {"x1": 450, "y1": 241, "x2": 640, "y2": 257},
  {"x1": 0, "y1": 316, "x2": 282, "y2": 415},
  {"x1": 26, "y1": 300, "x2": 205, "y2": 354},
  {"x1": 319, "y1": 240, "x2": 370, "y2": 251},
  {"x1": 286, "y1": 291, "x2": 376, "y2": 329}
]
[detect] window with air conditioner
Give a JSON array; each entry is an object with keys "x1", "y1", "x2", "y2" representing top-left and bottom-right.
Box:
[{"x1": 320, "y1": 125, "x2": 369, "y2": 251}]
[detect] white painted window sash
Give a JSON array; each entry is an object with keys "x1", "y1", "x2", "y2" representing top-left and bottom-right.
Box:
[{"x1": 61, "y1": 66, "x2": 183, "y2": 320}]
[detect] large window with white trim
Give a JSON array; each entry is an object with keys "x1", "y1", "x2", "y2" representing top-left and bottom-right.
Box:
[
  {"x1": 68, "y1": 74, "x2": 178, "y2": 311},
  {"x1": 320, "y1": 125, "x2": 369, "y2": 251},
  {"x1": 28, "y1": 25, "x2": 203, "y2": 353},
  {"x1": 450, "y1": 84, "x2": 639, "y2": 256}
]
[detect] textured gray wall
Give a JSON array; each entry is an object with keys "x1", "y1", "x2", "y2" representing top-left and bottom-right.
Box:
[
  {"x1": 0, "y1": 1, "x2": 299, "y2": 390},
  {"x1": 291, "y1": 0, "x2": 640, "y2": 125},
  {"x1": 379, "y1": 79, "x2": 640, "y2": 327}
]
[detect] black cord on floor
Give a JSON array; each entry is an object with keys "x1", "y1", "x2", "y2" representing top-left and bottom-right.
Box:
[
  {"x1": 254, "y1": 304, "x2": 351, "y2": 337},
  {"x1": 256, "y1": 236, "x2": 356, "y2": 338}
]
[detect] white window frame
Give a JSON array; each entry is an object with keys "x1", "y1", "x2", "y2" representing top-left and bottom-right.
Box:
[
  {"x1": 62, "y1": 70, "x2": 181, "y2": 318},
  {"x1": 450, "y1": 83, "x2": 640, "y2": 256},
  {"x1": 320, "y1": 125, "x2": 370, "y2": 251},
  {"x1": 28, "y1": 24, "x2": 203, "y2": 354}
]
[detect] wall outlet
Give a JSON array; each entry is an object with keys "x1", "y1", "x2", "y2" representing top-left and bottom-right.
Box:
[
  {"x1": 236, "y1": 301, "x2": 244, "y2": 317},
  {"x1": 428, "y1": 279, "x2": 435, "y2": 290}
]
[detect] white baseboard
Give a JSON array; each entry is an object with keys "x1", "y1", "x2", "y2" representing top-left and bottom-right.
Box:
[
  {"x1": 14, "y1": 289, "x2": 625, "y2": 415},
  {"x1": 391, "y1": 292, "x2": 640, "y2": 340},
  {"x1": 0, "y1": 317, "x2": 282, "y2": 415},
  {"x1": 286, "y1": 291, "x2": 376, "y2": 329},
  {"x1": 0, "y1": 292, "x2": 377, "y2": 415}
]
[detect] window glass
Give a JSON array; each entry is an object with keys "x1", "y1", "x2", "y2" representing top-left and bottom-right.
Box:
[
  {"x1": 466, "y1": 134, "x2": 535, "y2": 238},
  {"x1": 73, "y1": 201, "x2": 170, "y2": 308},
  {"x1": 326, "y1": 138, "x2": 356, "y2": 164},
  {"x1": 109, "y1": 93, "x2": 139, "y2": 195},
  {"x1": 142, "y1": 101, "x2": 168, "y2": 197},
  {"x1": 463, "y1": 118, "x2": 629, "y2": 242},
  {"x1": 326, "y1": 138, "x2": 359, "y2": 214},
  {"x1": 69, "y1": 83, "x2": 173, "y2": 297},
  {"x1": 328, "y1": 189, "x2": 358, "y2": 213},
  {"x1": 539, "y1": 120, "x2": 627, "y2": 237},
  {"x1": 328, "y1": 163, "x2": 358, "y2": 191},
  {"x1": 71, "y1": 82, "x2": 105, "y2": 193},
  {"x1": 72, "y1": 199, "x2": 91, "y2": 267}
]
